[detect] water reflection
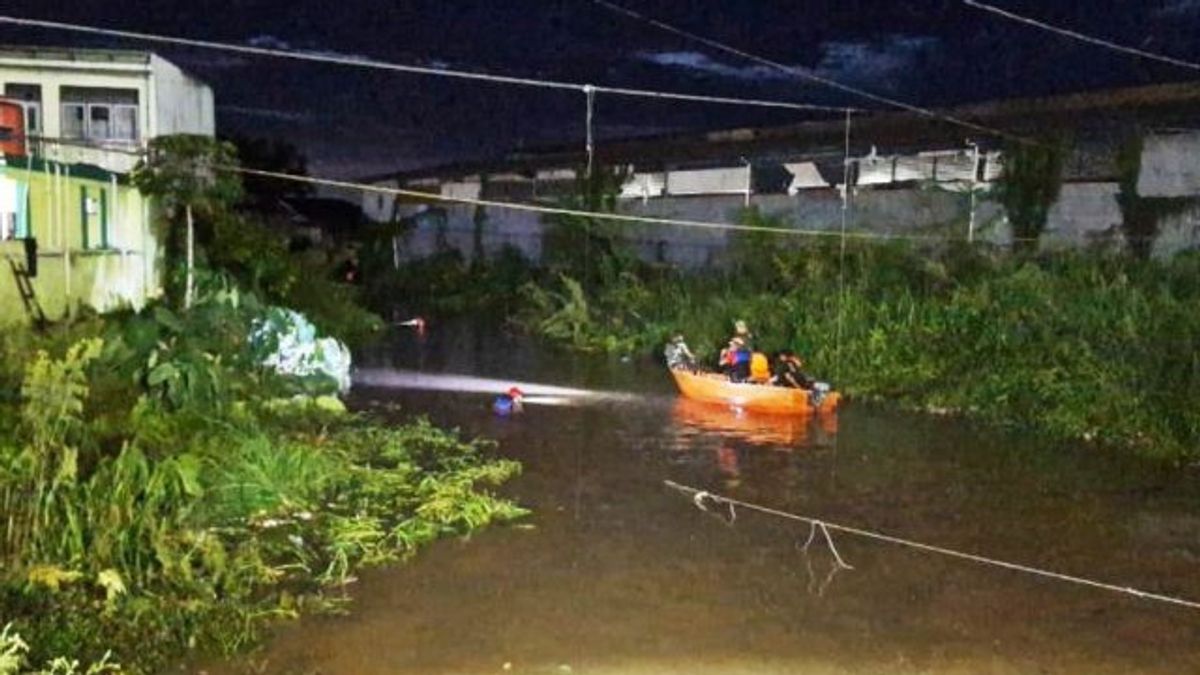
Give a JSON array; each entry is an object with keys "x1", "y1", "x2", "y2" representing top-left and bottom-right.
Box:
[{"x1": 671, "y1": 397, "x2": 837, "y2": 449}]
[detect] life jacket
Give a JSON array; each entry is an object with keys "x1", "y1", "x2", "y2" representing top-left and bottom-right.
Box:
[{"x1": 749, "y1": 352, "x2": 770, "y2": 382}]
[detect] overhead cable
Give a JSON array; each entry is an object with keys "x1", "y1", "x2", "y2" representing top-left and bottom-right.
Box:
[
  {"x1": 0, "y1": 15, "x2": 857, "y2": 113},
  {"x1": 963, "y1": 0, "x2": 1200, "y2": 73},
  {"x1": 590, "y1": 0, "x2": 1034, "y2": 144}
]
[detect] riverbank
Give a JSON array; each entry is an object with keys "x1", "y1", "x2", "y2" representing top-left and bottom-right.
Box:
[
  {"x1": 0, "y1": 293, "x2": 525, "y2": 673},
  {"x1": 459, "y1": 239, "x2": 1200, "y2": 461}
]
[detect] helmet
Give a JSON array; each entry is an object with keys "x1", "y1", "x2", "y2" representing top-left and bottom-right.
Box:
[{"x1": 507, "y1": 387, "x2": 525, "y2": 399}]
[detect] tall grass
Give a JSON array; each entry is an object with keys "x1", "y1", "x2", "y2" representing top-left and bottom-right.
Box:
[
  {"x1": 519, "y1": 236, "x2": 1200, "y2": 461},
  {"x1": 0, "y1": 292, "x2": 526, "y2": 672}
]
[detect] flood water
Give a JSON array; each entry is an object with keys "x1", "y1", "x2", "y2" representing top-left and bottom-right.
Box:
[{"x1": 208, "y1": 323, "x2": 1200, "y2": 674}]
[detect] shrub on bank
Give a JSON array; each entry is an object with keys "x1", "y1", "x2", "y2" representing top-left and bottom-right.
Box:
[{"x1": 0, "y1": 290, "x2": 525, "y2": 673}]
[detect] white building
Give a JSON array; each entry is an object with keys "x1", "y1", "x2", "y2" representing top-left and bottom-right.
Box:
[{"x1": 0, "y1": 46, "x2": 215, "y2": 172}]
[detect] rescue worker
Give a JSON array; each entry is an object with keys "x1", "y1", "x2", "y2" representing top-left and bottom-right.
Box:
[
  {"x1": 773, "y1": 351, "x2": 831, "y2": 406},
  {"x1": 493, "y1": 387, "x2": 525, "y2": 415},
  {"x1": 773, "y1": 350, "x2": 814, "y2": 389},
  {"x1": 720, "y1": 337, "x2": 751, "y2": 382},
  {"x1": 732, "y1": 319, "x2": 755, "y2": 350},
  {"x1": 664, "y1": 333, "x2": 696, "y2": 371}
]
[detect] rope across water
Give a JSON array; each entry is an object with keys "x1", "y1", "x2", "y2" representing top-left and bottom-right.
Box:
[{"x1": 665, "y1": 480, "x2": 1200, "y2": 611}]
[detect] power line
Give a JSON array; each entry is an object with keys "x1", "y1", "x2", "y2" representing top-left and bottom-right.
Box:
[
  {"x1": 0, "y1": 15, "x2": 858, "y2": 113},
  {"x1": 963, "y1": 0, "x2": 1200, "y2": 73},
  {"x1": 590, "y1": 0, "x2": 1035, "y2": 145},
  {"x1": 664, "y1": 481, "x2": 1200, "y2": 612}
]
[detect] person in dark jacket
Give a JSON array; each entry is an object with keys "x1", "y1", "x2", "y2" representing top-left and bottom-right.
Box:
[{"x1": 773, "y1": 350, "x2": 814, "y2": 389}]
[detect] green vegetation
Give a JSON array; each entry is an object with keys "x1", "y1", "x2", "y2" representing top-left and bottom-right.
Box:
[
  {"x1": 518, "y1": 227, "x2": 1200, "y2": 460},
  {"x1": 134, "y1": 135, "x2": 382, "y2": 347},
  {"x1": 0, "y1": 289, "x2": 525, "y2": 673},
  {"x1": 995, "y1": 139, "x2": 1066, "y2": 253}
]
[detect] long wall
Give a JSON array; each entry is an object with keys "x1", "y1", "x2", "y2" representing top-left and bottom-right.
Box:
[
  {"x1": 385, "y1": 183, "x2": 1165, "y2": 268},
  {"x1": 0, "y1": 156, "x2": 158, "y2": 327},
  {"x1": 370, "y1": 131, "x2": 1200, "y2": 267}
]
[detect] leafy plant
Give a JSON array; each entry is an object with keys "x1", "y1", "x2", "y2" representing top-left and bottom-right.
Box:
[{"x1": 996, "y1": 139, "x2": 1067, "y2": 253}]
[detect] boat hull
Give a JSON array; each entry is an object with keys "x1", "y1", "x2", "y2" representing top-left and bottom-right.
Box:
[{"x1": 670, "y1": 370, "x2": 841, "y2": 415}]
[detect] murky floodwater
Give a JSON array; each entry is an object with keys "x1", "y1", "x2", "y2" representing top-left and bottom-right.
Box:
[{"x1": 207, "y1": 323, "x2": 1200, "y2": 674}]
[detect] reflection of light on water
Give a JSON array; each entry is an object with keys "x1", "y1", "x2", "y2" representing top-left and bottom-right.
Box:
[
  {"x1": 519, "y1": 395, "x2": 576, "y2": 407},
  {"x1": 353, "y1": 369, "x2": 636, "y2": 404}
]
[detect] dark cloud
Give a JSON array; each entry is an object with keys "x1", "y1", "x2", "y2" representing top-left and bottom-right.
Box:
[
  {"x1": 1154, "y1": 0, "x2": 1200, "y2": 17},
  {"x1": 0, "y1": 0, "x2": 1196, "y2": 177},
  {"x1": 634, "y1": 51, "x2": 799, "y2": 82},
  {"x1": 813, "y1": 35, "x2": 941, "y2": 91}
]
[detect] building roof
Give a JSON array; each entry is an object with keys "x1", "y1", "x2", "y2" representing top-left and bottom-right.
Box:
[
  {"x1": 0, "y1": 45, "x2": 153, "y2": 65},
  {"x1": 366, "y1": 80, "x2": 1200, "y2": 185}
]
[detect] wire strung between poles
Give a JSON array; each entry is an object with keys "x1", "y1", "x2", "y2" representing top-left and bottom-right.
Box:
[
  {"x1": 0, "y1": 15, "x2": 856, "y2": 114},
  {"x1": 663, "y1": 480, "x2": 1200, "y2": 612},
  {"x1": 963, "y1": 0, "x2": 1200, "y2": 73}
]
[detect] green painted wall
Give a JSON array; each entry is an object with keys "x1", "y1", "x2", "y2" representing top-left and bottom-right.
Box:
[{"x1": 0, "y1": 156, "x2": 160, "y2": 327}]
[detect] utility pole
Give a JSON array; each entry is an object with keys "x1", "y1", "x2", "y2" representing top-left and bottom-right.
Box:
[
  {"x1": 741, "y1": 157, "x2": 752, "y2": 207},
  {"x1": 184, "y1": 204, "x2": 194, "y2": 309},
  {"x1": 967, "y1": 141, "x2": 980, "y2": 243}
]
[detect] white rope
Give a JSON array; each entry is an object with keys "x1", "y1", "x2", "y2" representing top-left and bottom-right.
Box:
[
  {"x1": 691, "y1": 491, "x2": 737, "y2": 526},
  {"x1": 800, "y1": 520, "x2": 854, "y2": 570},
  {"x1": 591, "y1": 0, "x2": 1035, "y2": 145},
  {"x1": 663, "y1": 480, "x2": 1200, "y2": 611},
  {"x1": 964, "y1": 0, "x2": 1200, "y2": 73},
  {"x1": 0, "y1": 15, "x2": 854, "y2": 114}
]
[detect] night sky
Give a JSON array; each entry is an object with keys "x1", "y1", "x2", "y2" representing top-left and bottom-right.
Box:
[{"x1": 2, "y1": 1, "x2": 1198, "y2": 177}]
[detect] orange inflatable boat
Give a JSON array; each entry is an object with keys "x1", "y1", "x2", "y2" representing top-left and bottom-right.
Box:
[{"x1": 670, "y1": 369, "x2": 841, "y2": 415}]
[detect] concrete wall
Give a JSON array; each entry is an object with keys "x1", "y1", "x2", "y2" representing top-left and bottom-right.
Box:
[
  {"x1": 364, "y1": 131, "x2": 1200, "y2": 266},
  {"x1": 150, "y1": 55, "x2": 216, "y2": 137},
  {"x1": 379, "y1": 179, "x2": 1160, "y2": 268},
  {"x1": 1139, "y1": 132, "x2": 1200, "y2": 198},
  {"x1": 0, "y1": 157, "x2": 158, "y2": 328}
]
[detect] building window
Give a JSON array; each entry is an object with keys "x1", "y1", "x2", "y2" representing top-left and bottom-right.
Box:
[
  {"x1": 62, "y1": 104, "x2": 86, "y2": 138},
  {"x1": 4, "y1": 84, "x2": 42, "y2": 136},
  {"x1": 60, "y1": 87, "x2": 139, "y2": 143}
]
